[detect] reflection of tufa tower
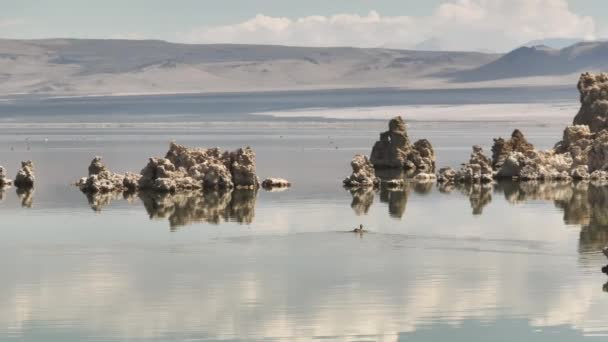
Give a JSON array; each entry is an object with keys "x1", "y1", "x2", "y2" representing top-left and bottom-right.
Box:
[
  {"x1": 347, "y1": 180, "x2": 435, "y2": 219},
  {"x1": 81, "y1": 188, "x2": 258, "y2": 230}
]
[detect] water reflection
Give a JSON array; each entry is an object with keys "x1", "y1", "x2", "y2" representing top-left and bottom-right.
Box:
[
  {"x1": 139, "y1": 189, "x2": 257, "y2": 229},
  {"x1": 348, "y1": 181, "x2": 433, "y2": 218},
  {"x1": 82, "y1": 189, "x2": 257, "y2": 229},
  {"x1": 350, "y1": 179, "x2": 608, "y2": 255},
  {"x1": 465, "y1": 180, "x2": 608, "y2": 256},
  {"x1": 85, "y1": 191, "x2": 133, "y2": 212},
  {"x1": 439, "y1": 182, "x2": 493, "y2": 215},
  {"x1": 16, "y1": 187, "x2": 34, "y2": 208}
]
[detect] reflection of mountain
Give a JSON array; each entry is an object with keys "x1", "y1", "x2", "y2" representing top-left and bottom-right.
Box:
[
  {"x1": 347, "y1": 181, "x2": 433, "y2": 219},
  {"x1": 82, "y1": 189, "x2": 257, "y2": 229}
]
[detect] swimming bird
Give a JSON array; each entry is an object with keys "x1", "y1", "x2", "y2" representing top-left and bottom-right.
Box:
[{"x1": 352, "y1": 224, "x2": 367, "y2": 233}]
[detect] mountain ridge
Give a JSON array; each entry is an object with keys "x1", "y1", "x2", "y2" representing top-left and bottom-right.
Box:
[{"x1": 0, "y1": 38, "x2": 607, "y2": 96}]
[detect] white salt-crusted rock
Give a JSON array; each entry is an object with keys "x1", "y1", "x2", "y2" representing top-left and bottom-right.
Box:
[
  {"x1": 138, "y1": 142, "x2": 260, "y2": 192},
  {"x1": 77, "y1": 157, "x2": 141, "y2": 193},
  {"x1": 438, "y1": 146, "x2": 493, "y2": 183},
  {"x1": 343, "y1": 154, "x2": 379, "y2": 187},
  {"x1": 261, "y1": 178, "x2": 291, "y2": 189},
  {"x1": 79, "y1": 143, "x2": 264, "y2": 194}
]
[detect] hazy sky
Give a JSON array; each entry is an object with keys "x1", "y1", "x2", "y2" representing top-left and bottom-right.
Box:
[{"x1": 1, "y1": 0, "x2": 607, "y2": 51}]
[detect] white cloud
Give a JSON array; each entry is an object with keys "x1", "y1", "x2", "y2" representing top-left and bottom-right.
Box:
[{"x1": 176, "y1": 0, "x2": 595, "y2": 52}]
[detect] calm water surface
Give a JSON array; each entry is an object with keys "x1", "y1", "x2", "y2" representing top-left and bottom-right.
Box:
[{"x1": 1, "y1": 88, "x2": 607, "y2": 341}]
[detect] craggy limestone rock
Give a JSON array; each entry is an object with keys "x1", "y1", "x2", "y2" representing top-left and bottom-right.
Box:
[
  {"x1": 439, "y1": 146, "x2": 493, "y2": 183},
  {"x1": 230, "y1": 147, "x2": 259, "y2": 188},
  {"x1": 88, "y1": 156, "x2": 107, "y2": 176},
  {"x1": 77, "y1": 143, "x2": 264, "y2": 195},
  {"x1": 343, "y1": 154, "x2": 379, "y2": 187},
  {"x1": 0, "y1": 166, "x2": 12, "y2": 187},
  {"x1": 261, "y1": 178, "x2": 291, "y2": 189},
  {"x1": 496, "y1": 150, "x2": 573, "y2": 181},
  {"x1": 370, "y1": 116, "x2": 436, "y2": 174},
  {"x1": 491, "y1": 129, "x2": 535, "y2": 169},
  {"x1": 555, "y1": 125, "x2": 594, "y2": 154},
  {"x1": 436, "y1": 167, "x2": 457, "y2": 183},
  {"x1": 588, "y1": 130, "x2": 608, "y2": 172},
  {"x1": 13, "y1": 161, "x2": 35, "y2": 188},
  {"x1": 573, "y1": 72, "x2": 608, "y2": 133},
  {"x1": 77, "y1": 157, "x2": 141, "y2": 193},
  {"x1": 139, "y1": 142, "x2": 259, "y2": 192},
  {"x1": 570, "y1": 165, "x2": 590, "y2": 180}
]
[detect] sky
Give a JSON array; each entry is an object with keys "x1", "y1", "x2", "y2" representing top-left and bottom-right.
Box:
[{"x1": 1, "y1": 0, "x2": 607, "y2": 52}]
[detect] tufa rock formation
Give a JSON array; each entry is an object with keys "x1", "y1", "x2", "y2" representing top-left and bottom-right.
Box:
[
  {"x1": 77, "y1": 143, "x2": 260, "y2": 194},
  {"x1": 0, "y1": 166, "x2": 12, "y2": 187},
  {"x1": 437, "y1": 146, "x2": 493, "y2": 183},
  {"x1": 261, "y1": 178, "x2": 291, "y2": 189},
  {"x1": 343, "y1": 154, "x2": 380, "y2": 188},
  {"x1": 139, "y1": 143, "x2": 258, "y2": 192},
  {"x1": 370, "y1": 116, "x2": 436, "y2": 174},
  {"x1": 491, "y1": 129, "x2": 535, "y2": 169},
  {"x1": 573, "y1": 72, "x2": 608, "y2": 133},
  {"x1": 77, "y1": 157, "x2": 141, "y2": 193},
  {"x1": 13, "y1": 161, "x2": 35, "y2": 188},
  {"x1": 436, "y1": 73, "x2": 608, "y2": 183}
]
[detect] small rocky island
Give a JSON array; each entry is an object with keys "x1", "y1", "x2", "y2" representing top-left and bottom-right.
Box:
[
  {"x1": 344, "y1": 116, "x2": 437, "y2": 187},
  {"x1": 77, "y1": 142, "x2": 288, "y2": 194}
]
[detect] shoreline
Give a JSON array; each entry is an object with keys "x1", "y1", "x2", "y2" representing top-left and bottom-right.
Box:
[{"x1": 0, "y1": 83, "x2": 575, "y2": 102}]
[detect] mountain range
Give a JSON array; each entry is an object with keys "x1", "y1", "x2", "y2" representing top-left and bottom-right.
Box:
[{"x1": 1, "y1": 38, "x2": 608, "y2": 96}]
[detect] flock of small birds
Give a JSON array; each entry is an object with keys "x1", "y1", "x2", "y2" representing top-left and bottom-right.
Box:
[{"x1": 8, "y1": 137, "x2": 51, "y2": 151}]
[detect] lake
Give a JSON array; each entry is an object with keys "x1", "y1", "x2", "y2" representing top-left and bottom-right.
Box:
[{"x1": 1, "y1": 87, "x2": 607, "y2": 341}]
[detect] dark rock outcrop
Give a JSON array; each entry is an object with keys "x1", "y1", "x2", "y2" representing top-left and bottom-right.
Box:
[
  {"x1": 491, "y1": 129, "x2": 535, "y2": 169},
  {"x1": 0, "y1": 166, "x2": 12, "y2": 187},
  {"x1": 573, "y1": 72, "x2": 608, "y2": 132},
  {"x1": 13, "y1": 161, "x2": 35, "y2": 188},
  {"x1": 370, "y1": 116, "x2": 436, "y2": 174}
]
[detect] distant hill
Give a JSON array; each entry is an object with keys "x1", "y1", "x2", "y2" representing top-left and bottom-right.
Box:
[
  {"x1": 1, "y1": 38, "x2": 608, "y2": 96},
  {"x1": 0, "y1": 38, "x2": 499, "y2": 96},
  {"x1": 446, "y1": 41, "x2": 608, "y2": 82},
  {"x1": 522, "y1": 38, "x2": 584, "y2": 50}
]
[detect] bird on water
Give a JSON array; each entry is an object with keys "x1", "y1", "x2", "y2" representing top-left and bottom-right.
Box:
[{"x1": 352, "y1": 224, "x2": 367, "y2": 233}]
